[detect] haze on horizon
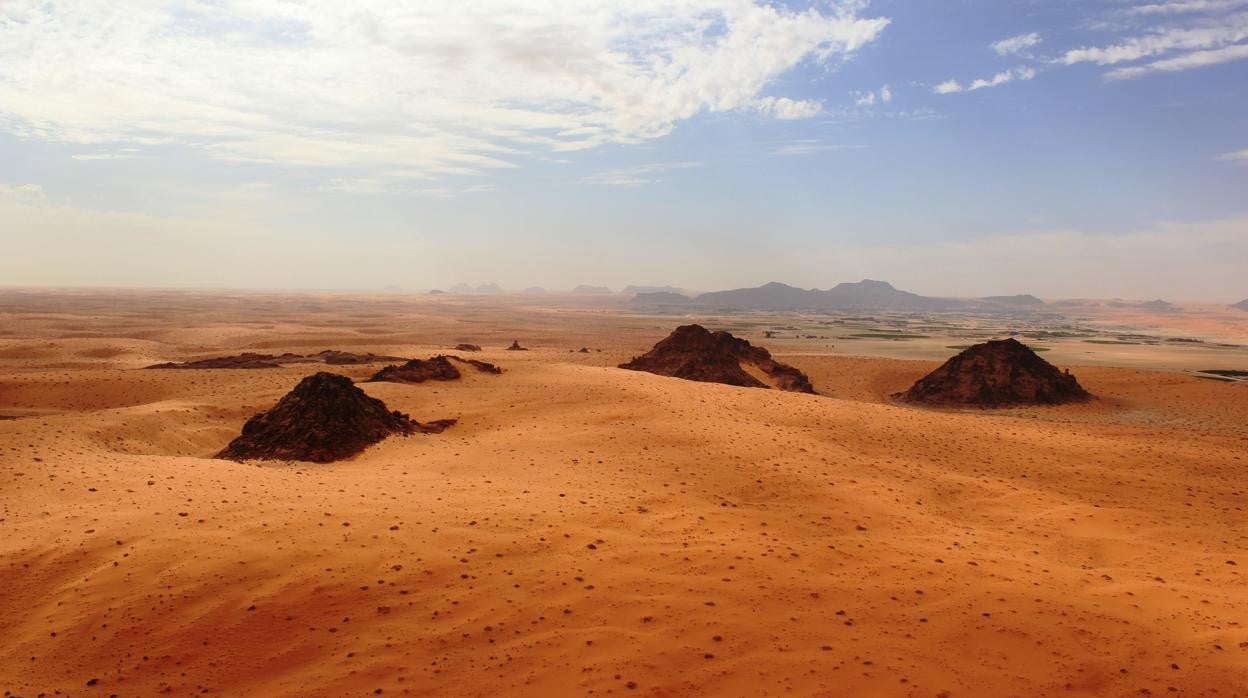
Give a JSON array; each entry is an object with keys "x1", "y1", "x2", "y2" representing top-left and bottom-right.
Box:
[{"x1": 1, "y1": 1, "x2": 1246, "y2": 301}]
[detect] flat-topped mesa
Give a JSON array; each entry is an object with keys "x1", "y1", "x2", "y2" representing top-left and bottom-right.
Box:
[
  {"x1": 146, "y1": 350, "x2": 406, "y2": 369},
  {"x1": 896, "y1": 338, "x2": 1091, "y2": 407},
  {"x1": 619, "y1": 324, "x2": 816, "y2": 394},
  {"x1": 145, "y1": 352, "x2": 290, "y2": 369},
  {"x1": 215, "y1": 372, "x2": 454, "y2": 463}
]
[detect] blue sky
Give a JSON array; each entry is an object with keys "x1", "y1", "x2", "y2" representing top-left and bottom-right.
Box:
[{"x1": 1, "y1": 0, "x2": 1246, "y2": 300}]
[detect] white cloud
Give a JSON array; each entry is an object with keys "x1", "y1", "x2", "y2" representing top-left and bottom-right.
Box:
[
  {"x1": 991, "y1": 32, "x2": 1042, "y2": 57},
  {"x1": 1105, "y1": 42, "x2": 1248, "y2": 78},
  {"x1": 754, "y1": 96, "x2": 824, "y2": 120},
  {"x1": 970, "y1": 66, "x2": 1037, "y2": 90},
  {"x1": 0, "y1": 2, "x2": 887, "y2": 180},
  {"x1": 853, "y1": 85, "x2": 891, "y2": 106},
  {"x1": 933, "y1": 67, "x2": 1036, "y2": 94},
  {"x1": 1217, "y1": 148, "x2": 1248, "y2": 162},
  {"x1": 584, "y1": 161, "x2": 702, "y2": 186},
  {"x1": 1062, "y1": 13, "x2": 1248, "y2": 65}
]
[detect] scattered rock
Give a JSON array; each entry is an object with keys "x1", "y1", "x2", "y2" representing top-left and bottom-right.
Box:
[
  {"x1": 448, "y1": 356, "x2": 503, "y2": 374},
  {"x1": 216, "y1": 372, "x2": 454, "y2": 463},
  {"x1": 895, "y1": 338, "x2": 1091, "y2": 407},
  {"x1": 619, "y1": 324, "x2": 816, "y2": 393}
]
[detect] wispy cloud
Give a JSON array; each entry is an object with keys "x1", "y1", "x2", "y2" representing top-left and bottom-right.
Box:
[
  {"x1": 1062, "y1": 12, "x2": 1248, "y2": 66},
  {"x1": 754, "y1": 96, "x2": 824, "y2": 120},
  {"x1": 932, "y1": 67, "x2": 1037, "y2": 94},
  {"x1": 1124, "y1": 0, "x2": 1248, "y2": 15},
  {"x1": 584, "y1": 162, "x2": 702, "y2": 186},
  {"x1": 991, "y1": 32, "x2": 1042, "y2": 57},
  {"x1": 1217, "y1": 148, "x2": 1248, "y2": 162},
  {"x1": 0, "y1": 2, "x2": 888, "y2": 182},
  {"x1": 769, "y1": 141, "x2": 866, "y2": 156},
  {"x1": 1105, "y1": 42, "x2": 1248, "y2": 78},
  {"x1": 71, "y1": 153, "x2": 141, "y2": 161}
]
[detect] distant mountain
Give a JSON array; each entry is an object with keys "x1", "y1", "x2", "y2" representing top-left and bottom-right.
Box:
[
  {"x1": 1232, "y1": 299, "x2": 1248, "y2": 311},
  {"x1": 521, "y1": 286, "x2": 549, "y2": 294},
  {"x1": 572, "y1": 284, "x2": 613, "y2": 294},
  {"x1": 450, "y1": 283, "x2": 503, "y2": 294},
  {"x1": 622, "y1": 285, "x2": 683, "y2": 295},
  {"x1": 694, "y1": 281, "x2": 820, "y2": 310},
  {"x1": 1140, "y1": 299, "x2": 1176, "y2": 311},
  {"x1": 631, "y1": 291, "x2": 693, "y2": 305},
  {"x1": 980, "y1": 294, "x2": 1043, "y2": 306},
  {"x1": 693, "y1": 280, "x2": 959, "y2": 311}
]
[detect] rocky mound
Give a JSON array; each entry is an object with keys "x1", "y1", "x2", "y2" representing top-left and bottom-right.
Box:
[
  {"x1": 367, "y1": 356, "x2": 461, "y2": 383},
  {"x1": 619, "y1": 324, "x2": 816, "y2": 393},
  {"x1": 367, "y1": 355, "x2": 503, "y2": 383},
  {"x1": 454, "y1": 343, "x2": 482, "y2": 352},
  {"x1": 216, "y1": 372, "x2": 454, "y2": 463},
  {"x1": 507, "y1": 340, "x2": 528, "y2": 351},
  {"x1": 895, "y1": 338, "x2": 1091, "y2": 407},
  {"x1": 315, "y1": 350, "x2": 408, "y2": 365}
]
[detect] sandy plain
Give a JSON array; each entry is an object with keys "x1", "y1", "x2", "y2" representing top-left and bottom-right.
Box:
[{"x1": 1, "y1": 289, "x2": 1246, "y2": 697}]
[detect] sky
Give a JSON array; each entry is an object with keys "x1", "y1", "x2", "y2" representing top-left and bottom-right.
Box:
[{"x1": 1, "y1": 0, "x2": 1246, "y2": 301}]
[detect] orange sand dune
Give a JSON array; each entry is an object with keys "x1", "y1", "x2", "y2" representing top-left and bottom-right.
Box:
[{"x1": 1, "y1": 291, "x2": 1246, "y2": 697}]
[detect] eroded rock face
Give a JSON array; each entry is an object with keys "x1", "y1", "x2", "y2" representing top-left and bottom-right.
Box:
[
  {"x1": 619, "y1": 324, "x2": 816, "y2": 394},
  {"x1": 895, "y1": 338, "x2": 1091, "y2": 407},
  {"x1": 215, "y1": 372, "x2": 453, "y2": 463}
]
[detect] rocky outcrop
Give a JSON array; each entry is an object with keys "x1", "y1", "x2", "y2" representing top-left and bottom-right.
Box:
[
  {"x1": 619, "y1": 324, "x2": 816, "y2": 394},
  {"x1": 895, "y1": 338, "x2": 1091, "y2": 407},
  {"x1": 216, "y1": 372, "x2": 454, "y2": 463},
  {"x1": 367, "y1": 355, "x2": 503, "y2": 383}
]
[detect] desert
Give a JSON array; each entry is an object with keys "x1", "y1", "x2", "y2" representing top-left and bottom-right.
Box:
[
  {"x1": 1, "y1": 288, "x2": 1246, "y2": 696},
  {"x1": 3, "y1": 2, "x2": 1248, "y2": 695}
]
